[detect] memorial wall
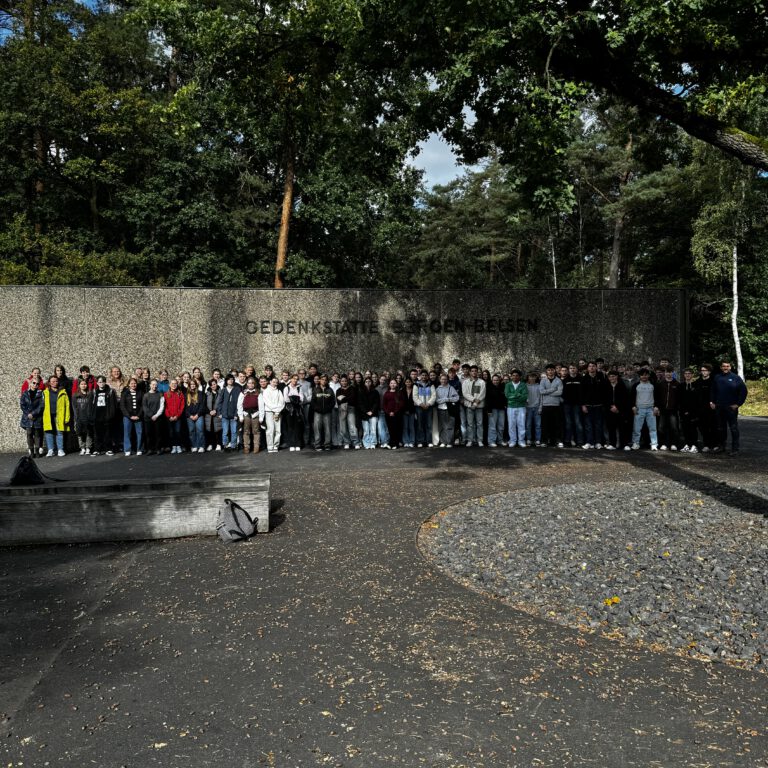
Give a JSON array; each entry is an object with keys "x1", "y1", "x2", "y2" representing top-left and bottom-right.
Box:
[{"x1": 0, "y1": 286, "x2": 687, "y2": 452}]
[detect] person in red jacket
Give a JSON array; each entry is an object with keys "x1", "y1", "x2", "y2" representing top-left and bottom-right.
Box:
[
  {"x1": 382, "y1": 379, "x2": 405, "y2": 449},
  {"x1": 163, "y1": 379, "x2": 186, "y2": 454}
]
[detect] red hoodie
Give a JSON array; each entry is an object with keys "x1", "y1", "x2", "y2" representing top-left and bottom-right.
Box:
[{"x1": 164, "y1": 389, "x2": 185, "y2": 419}]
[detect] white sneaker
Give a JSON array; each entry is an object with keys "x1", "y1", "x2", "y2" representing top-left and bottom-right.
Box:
[
  {"x1": 206, "y1": 445, "x2": 213, "y2": 452},
  {"x1": 38, "y1": 447, "x2": 45, "y2": 455},
  {"x1": 582, "y1": 443, "x2": 592, "y2": 450},
  {"x1": 631, "y1": 443, "x2": 640, "y2": 450},
  {"x1": 80, "y1": 448, "x2": 86, "y2": 456},
  {"x1": 605, "y1": 445, "x2": 616, "y2": 450},
  {"x1": 518, "y1": 443, "x2": 526, "y2": 448},
  {"x1": 689, "y1": 445, "x2": 699, "y2": 453},
  {"x1": 489, "y1": 443, "x2": 497, "y2": 448},
  {"x1": 465, "y1": 441, "x2": 472, "y2": 447},
  {"x1": 85, "y1": 448, "x2": 91, "y2": 455},
  {"x1": 57, "y1": 450, "x2": 65, "y2": 457},
  {"x1": 651, "y1": 445, "x2": 659, "y2": 451},
  {"x1": 428, "y1": 443, "x2": 435, "y2": 448},
  {"x1": 701, "y1": 446, "x2": 710, "y2": 453},
  {"x1": 595, "y1": 443, "x2": 603, "y2": 450},
  {"x1": 660, "y1": 445, "x2": 668, "y2": 451},
  {"x1": 557, "y1": 442, "x2": 564, "y2": 448},
  {"x1": 295, "y1": 447, "x2": 301, "y2": 452},
  {"x1": 137, "y1": 451, "x2": 143, "y2": 456},
  {"x1": 477, "y1": 442, "x2": 484, "y2": 447},
  {"x1": 215, "y1": 444, "x2": 222, "y2": 451},
  {"x1": 670, "y1": 445, "x2": 678, "y2": 451},
  {"x1": 106, "y1": 450, "x2": 114, "y2": 456},
  {"x1": 354, "y1": 445, "x2": 361, "y2": 450},
  {"x1": 681, "y1": 445, "x2": 690, "y2": 452},
  {"x1": 125, "y1": 451, "x2": 131, "y2": 456},
  {"x1": 46, "y1": 449, "x2": 55, "y2": 457},
  {"x1": 624, "y1": 445, "x2": 631, "y2": 451}
]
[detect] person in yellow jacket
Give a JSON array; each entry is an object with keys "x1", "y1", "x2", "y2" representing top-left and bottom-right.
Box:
[{"x1": 42, "y1": 375, "x2": 71, "y2": 457}]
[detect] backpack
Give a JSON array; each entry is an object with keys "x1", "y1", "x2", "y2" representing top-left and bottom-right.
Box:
[
  {"x1": 216, "y1": 498, "x2": 257, "y2": 543},
  {"x1": 9, "y1": 456, "x2": 46, "y2": 486}
]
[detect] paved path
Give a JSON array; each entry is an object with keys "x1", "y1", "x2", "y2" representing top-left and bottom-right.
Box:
[{"x1": 1, "y1": 419, "x2": 767, "y2": 767}]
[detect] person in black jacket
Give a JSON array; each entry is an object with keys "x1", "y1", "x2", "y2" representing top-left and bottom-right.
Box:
[
  {"x1": 679, "y1": 368, "x2": 700, "y2": 452},
  {"x1": 485, "y1": 373, "x2": 507, "y2": 447},
  {"x1": 120, "y1": 377, "x2": 145, "y2": 455},
  {"x1": 561, "y1": 364, "x2": 584, "y2": 447},
  {"x1": 693, "y1": 364, "x2": 717, "y2": 451},
  {"x1": 580, "y1": 362, "x2": 608, "y2": 448},
  {"x1": 605, "y1": 370, "x2": 632, "y2": 450},
  {"x1": 90, "y1": 376, "x2": 117, "y2": 455},
  {"x1": 359, "y1": 377, "x2": 380, "y2": 449},
  {"x1": 311, "y1": 374, "x2": 336, "y2": 451}
]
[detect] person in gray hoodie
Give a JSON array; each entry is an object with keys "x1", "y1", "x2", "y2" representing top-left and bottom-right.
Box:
[{"x1": 539, "y1": 364, "x2": 564, "y2": 447}]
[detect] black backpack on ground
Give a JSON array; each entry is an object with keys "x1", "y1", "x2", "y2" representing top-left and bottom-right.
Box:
[{"x1": 9, "y1": 456, "x2": 46, "y2": 486}]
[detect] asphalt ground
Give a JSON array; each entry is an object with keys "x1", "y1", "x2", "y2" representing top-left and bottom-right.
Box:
[{"x1": 1, "y1": 418, "x2": 767, "y2": 767}]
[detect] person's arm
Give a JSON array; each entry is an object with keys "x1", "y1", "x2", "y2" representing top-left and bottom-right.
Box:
[
  {"x1": 237, "y1": 392, "x2": 245, "y2": 421},
  {"x1": 154, "y1": 396, "x2": 165, "y2": 420}
]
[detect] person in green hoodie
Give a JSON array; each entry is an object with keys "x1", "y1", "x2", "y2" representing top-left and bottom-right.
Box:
[{"x1": 504, "y1": 369, "x2": 528, "y2": 448}]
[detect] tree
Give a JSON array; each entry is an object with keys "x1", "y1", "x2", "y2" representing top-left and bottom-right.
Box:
[{"x1": 364, "y1": 0, "x2": 768, "y2": 191}]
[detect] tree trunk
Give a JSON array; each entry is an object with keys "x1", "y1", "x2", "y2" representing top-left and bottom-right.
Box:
[
  {"x1": 548, "y1": 220, "x2": 557, "y2": 289},
  {"x1": 731, "y1": 242, "x2": 744, "y2": 379},
  {"x1": 274, "y1": 153, "x2": 295, "y2": 289},
  {"x1": 608, "y1": 214, "x2": 624, "y2": 288}
]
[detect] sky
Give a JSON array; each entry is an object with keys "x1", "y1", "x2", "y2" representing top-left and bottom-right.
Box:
[{"x1": 409, "y1": 132, "x2": 481, "y2": 189}]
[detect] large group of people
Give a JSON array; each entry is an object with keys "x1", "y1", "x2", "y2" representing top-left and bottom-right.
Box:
[{"x1": 18, "y1": 355, "x2": 748, "y2": 459}]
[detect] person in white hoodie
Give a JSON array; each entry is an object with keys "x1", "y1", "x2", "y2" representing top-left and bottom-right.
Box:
[
  {"x1": 461, "y1": 365, "x2": 486, "y2": 447},
  {"x1": 259, "y1": 377, "x2": 285, "y2": 453}
]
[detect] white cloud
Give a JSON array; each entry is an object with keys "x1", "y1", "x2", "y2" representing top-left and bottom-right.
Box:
[{"x1": 409, "y1": 133, "x2": 481, "y2": 189}]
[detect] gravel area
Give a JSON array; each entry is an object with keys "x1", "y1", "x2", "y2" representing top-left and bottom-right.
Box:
[{"x1": 420, "y1": 479, "x2": 768, "y2": 671}]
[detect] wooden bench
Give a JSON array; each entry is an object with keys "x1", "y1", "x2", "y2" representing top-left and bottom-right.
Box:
[{"x1": 0, "y1": 474, "x2": 270, "y2": 545}]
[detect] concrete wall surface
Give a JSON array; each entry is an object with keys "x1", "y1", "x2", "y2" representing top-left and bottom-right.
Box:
[{"x1": 0, "y1": 287, "x2": 686, "y2": 452}]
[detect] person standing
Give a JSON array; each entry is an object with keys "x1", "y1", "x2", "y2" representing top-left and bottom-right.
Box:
[
  {"x1": 435, "y1": 373, "x2": 460, "y2": 447},
  {"x1": 504, "y1": 369, "x2": 528, "y2": 448},
  {"x1": 655, "y1": 367, "x2": 681, "y2": 451},
  {"x1": 42, "y1": 375, "x2": 70, "y2": 457},
  {"x1": 630, "y1": 369, "x2": 659, "y2": 450},
  {"x1": 580, "y1": 361, "x2": 607, "y2": 449},
  {"x1": 163, "y1": 379, "x2": 186, "y2": 454},
  {"x1": 72, "y1": 378, "x2": 94, "y2": 455},
  {"x1": 216, "y1": 374, "x2": 240, "y2": 451},
  {"x1": 359, "y1": 377, "x2": 380, "y2": 449},
  {"x1": 311, "y1": 374, "x2": 336, "y2": 451},
  {"x1": 679, "y1": 368, "x2": 700, "y2": 453},
  {"x1": 485, "y1": 373, "x2": 507, "y2": 447},
  {"x1": 143, "y1": 379, "x2": 165, "y2": 455},
  {"x1": 539, "y1": 364, "x2": 564, "y2": 448},
  {"x1": 184, "y1": 379, "x2": 207, "y2": 453},
  {"x1": 237, "y1": 377, "x2": 261, "y2": 455},
  {"x1": 204, "y1": 378, "x2": 222, "y2": 451},
  {"x1": 382, "y1": 379, "x2": 405, "y2": 449},
  {"x1": 261, "y1": 376, "x2": 286, "y2": 453},
  {"x1": 561, "y1": 364, "x2": 584, "y2": 447},
  {"x1": 414, "y1": 371, "x2": 437, "y2": 447},
  {"x1": 711, "y1": 360, "x2": 748, "y2": 454},
  {"x1": 89, "y1": 376, "x2": 117, "y2": 455},
  {"x1": 282, "y1": 374, "x2": 306, "y2": 452},
  {"x1": 694, "y1": 364, "x2": 717, "y2": 451},
  {"x1": 605, "y1": 370, "x2": 631, "y2": 450},
  {"x1": 335, "y1": 375, "x2": 359, "y2": 450},
  {"x1": 461, "y1": 366, "x2": 486, "y2": 447},
  {"x1": 120, "y1": 377, "x2": 145, "y2": 456},
  {"x1": 20, "y1": 375, "x2": 45, "y2": 456}
]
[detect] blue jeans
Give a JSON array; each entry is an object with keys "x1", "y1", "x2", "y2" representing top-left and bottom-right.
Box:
[
  {"x1": 562, "y1": 403, "x2": 584, "y2": 445},
  {"x1": 362, "y1": 417, "x2": 378, "y2": 448},
  {"x1": 187, "y1": 417, "x2": 205, "y2": 449},
  {"x1": 377, "y1": 413, "x2": 390, "y2": 446},
  {"x1": 222, "y1": 417, "x2": 238, "y2": 448},
  {"x1": 507, "y1": 407, "x2": 526, "y2": 445},
  {"x1": 123, "y1": 417, "x2": 143, "y2": 453},
  {"x1": 168, "y1": 418, "x2": 182, "y2": 446},
  {"x1": 402, "y1": 412, "x2": 415, "y2": 445},
  {"x1": 583, "y1": 405, "x2": 604, "y2": 445},
  {"x1": 632, "y1": 408, "x2": 658, "y2": 446},
  {"x1": 415, "y1": 407, "x2": 432, "y2": 444},
  {"x1": 526, "y1": 407, "x2": 541, "y2": 443},
  {"x1": 45, "y1": 431, "x2": 64, "y2": 453},
  {"x1": 487, "y1": 409, "x2": 505, "y2": 445}
]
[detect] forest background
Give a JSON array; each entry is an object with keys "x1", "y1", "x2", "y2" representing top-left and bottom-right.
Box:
[{"x1": 1, "y1": 0, "x2": 766, "y2": 399}]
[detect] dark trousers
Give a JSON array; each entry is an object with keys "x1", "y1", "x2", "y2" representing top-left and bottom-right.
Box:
[
  {"x1": 716, "y1": 406, "x2": 740, "y2": 450},
  {"x1": 144, "y1": 418, "x2": 161, "y2": 452},
  {"x1": 540, "y1": 406, "x2": 562, "y2": 445},
  {"x1": 698, "y1": 408, "x2": 718, "y2": 448},
  {"x1": 606, "y1": 409, "x2": 630, "y2": 448},
  {"x1": 385, "y1": 413, "x2": 403, "y2": 447},
  {"x1": 562, "y1": 403, "x2": 584, "y2": 444},
  {"x1": 284, "y1": 409, "x2": 303, "y2": 448},
  {"x1": 93, "y1": 418, "x2": 111, "y2": 453},
  {"x1": 583, "y1": 405, "x2": 605, "y2": 445},
  {"x1": 658, "y1": 410, "x2": 681, "y2": 448},
  {"x1": 681, "y1": 413, "x2": 699, "y2": 447},
  {"x1": 25, "y1": 427, "x2": 44, "y2": 454}
]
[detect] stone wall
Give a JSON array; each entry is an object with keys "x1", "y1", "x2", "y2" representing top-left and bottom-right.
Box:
[{"x1": 0, "y1": 286, "x2": 686, "y2": 452}]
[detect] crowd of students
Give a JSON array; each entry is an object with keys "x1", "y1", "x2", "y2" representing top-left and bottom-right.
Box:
[{"x1": 18, "y1": 355, "x2": 748, "y2": 458}]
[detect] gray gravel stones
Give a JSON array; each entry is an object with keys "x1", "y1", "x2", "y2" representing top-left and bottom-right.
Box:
[{"x1": 422, "y1": 479, "x2": 768, "y2": 671}]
